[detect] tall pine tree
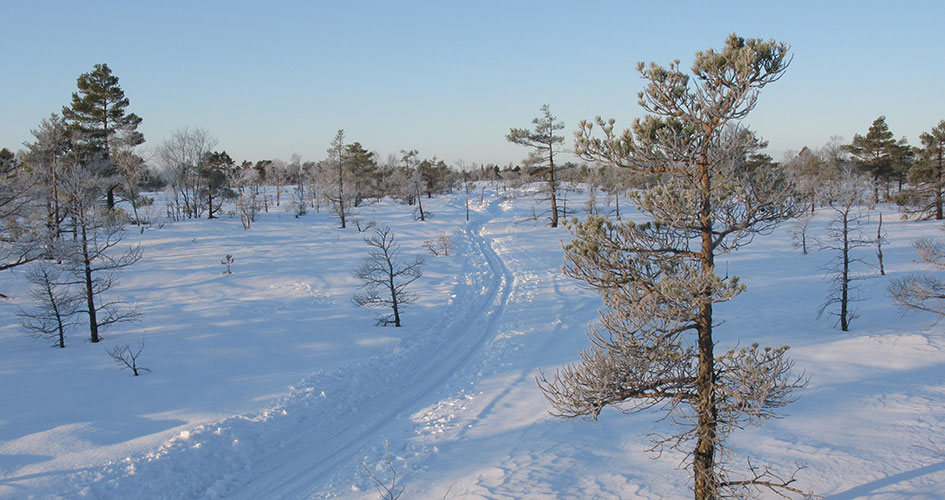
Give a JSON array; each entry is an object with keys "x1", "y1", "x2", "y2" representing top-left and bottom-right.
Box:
[
  {"x1": 542, "y1": 34, "x2": 809, "y2": 500},
  {"x1": 845, "y1": 116, "x2": 905, "y2": 203},
  {"x1": 903, "y1": 120, "x2": 945, "y2": 219},
  {"x1": 62, "y1": 63, "x2": 144, "y2": 209}
]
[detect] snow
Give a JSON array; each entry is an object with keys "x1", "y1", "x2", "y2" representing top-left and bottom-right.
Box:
[{"x1": 1, "y1": 187, "x2": 944, "y2": 499}]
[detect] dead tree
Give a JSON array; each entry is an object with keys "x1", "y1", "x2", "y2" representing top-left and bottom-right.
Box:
[
  {"x1": 59, "y1": 159, "x2": 141, "y2": 343},
  {"x1": 107, "y1": 341, "x2": 150, "y2": 376},
  {"x1": 18, "y1": 261, "x2": 81, "y2": 348},
  {"x1": 542, "y1": 34, "x2": 812, "y2": 500},
  {"x1": 423, "y1": 233, "x2": 452, "y2": 257},
  {"x1": 353, "y1": 227, "x2": 423, "y2": 327},
  {"x1": 792, "y1": 211, "x2": 814, "y2": 255},
  {"x1": 889, "y1": 236, "x2": 945, "y2": 320},
  {"x1": 816, "y1": 172, "x2": 872, "y2": 331}
]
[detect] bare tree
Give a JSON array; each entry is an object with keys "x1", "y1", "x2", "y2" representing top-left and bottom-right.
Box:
[
  {"x1": 107, "y1": 341, "x2": 150, "y2": 376},
  {"x1": 791, "y1": 211, "x2": 814, "y2": 255},
  {"x1": 267, "y1": 158, "x2": 289, "y2": 207},
  {"x1": 815, "y1": 171, "x2": 872, "y2": 331},
  {"x1": 18, "y1": 261, "x2": 81, "y2": 348},
  {"x1": 507, "y1": 104, "x2": 565, "y2": 227},
  {"x1": 356, "y1": 441, "x2": 453, "y2": 500},
  {"x1": 423, "y1": 233, "x2": 452, "y2": 257},
  {"x1": 357, "y1": 441, "x2": 406, "y2": 500},
  {"x1": 353, "y1": 227, "x2": 423, "y2": 327},
  {"x1": 289, "y1": 154, "x2": 308, "y2": 217},
  {"x1": 0, "y1": 152, "x2": 44, "y2": 271},
  {"x1": 112, "y1": 128, "x2": 152, "y2": 226},
  {"x1": 23, "y1": 114, "x2": 70, "y2": 241},
  {"x1": 784, "y1": 142, "x2": 844, "y2": 215},
  {"x1": 543, "y1": 35, "x2": 811, "y2": 500},
  {"x1": 231, "y1": 162, "x2": 261, "y2": 229},
  {"x1": 889, "y1": 236, "x2": 945, "y2": 320},
  {"x1": 59, "y1": 159, "x2": 141, "y2": 343},
  {"x1": 157, "y1": 127, "x2": 218, "y2": 220}
]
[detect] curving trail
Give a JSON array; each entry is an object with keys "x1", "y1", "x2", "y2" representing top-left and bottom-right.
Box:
[
  {"x1": 63, "y1": 200, "x2": 518, "y2": 500},
  {"x1": 225, "y1": 201, "x2": 515, "y2": 499}
]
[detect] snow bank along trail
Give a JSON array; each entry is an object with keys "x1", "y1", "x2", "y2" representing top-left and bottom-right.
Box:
[{"x1": 65, "y1": 200, "x2": 514, "y2": 499}]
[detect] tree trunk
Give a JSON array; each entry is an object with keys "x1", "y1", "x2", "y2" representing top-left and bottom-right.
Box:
[
  {"x1": 416, "y1": 186, "x2": 425, "y2": 221},
  {"x1": 877, "y1": 213, "x2": 885, "y2": 276},
  {"x1": 387, "y1": 256, "x2": 401, "y2": 327},
  {"x1": 693, "y1": 157, "x2": 718, "y2": 500},
  {"x1": 46, "y1": 285, "x2": 66, "y2": 348},
  {"x1": 338, "y1": 165, "x2": 346, "y2": 228},
  {"x1": 106, "y1": 186, "x2": 116, "y2": 211},
  {"x1": 615, "y1": 190, "x2": 620, "y2": 219},
  {"x1": 549, "y1": 147, "x2": 559, "y2": 228},
  {"x1": 840, "y1": 213, "x2": 850, "y2": 332},
  {"x1": 207, "y1": 192, "x2": 216, "y2": 219},
  {"x1": 81, "y1": 223, "x2": 100, "y2": 343},
  {"x1": 937, "y1": 158, "x2": 943, "y2": 220}
]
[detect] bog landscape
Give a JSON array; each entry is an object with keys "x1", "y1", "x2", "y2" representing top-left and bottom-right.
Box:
[{"x1": 2, "y1": 31, "x2": 945, "y2": 500}]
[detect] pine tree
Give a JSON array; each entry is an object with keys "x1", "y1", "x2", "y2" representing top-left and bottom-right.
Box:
[
  {"x1": 507, "y1": 104, "x2": 565, "y2": 227},
  {"x1": 542, "y1": 34, "x2": 810, "y2": 500},
  {"x1": 62, "y1": 63, "x2": 144, "y2": 210},
  {"x1": 845, "y1": 116, "x2": 905, "y2": 203},
  {"x1": 322, "y1": 130, "x2": 350, "y2": 228},
  {"x1": 900, "y1": 120, "x2": 945, "y2": 219},
  {"x1": 344, "y1": 142, "x2": 378, "y2": 207}
]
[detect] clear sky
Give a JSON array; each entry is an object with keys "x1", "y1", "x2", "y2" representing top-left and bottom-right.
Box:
[{"x1": 3, "y1": 0, "x2": 943, "y2": 168}]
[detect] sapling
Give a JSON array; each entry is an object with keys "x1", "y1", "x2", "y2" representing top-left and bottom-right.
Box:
[
  {"x1": 221, "y1": 254, "x2": 234, "y2": 274},
  {"x1": 107, "y1": 341, "x2": 150, "y2": 376}
]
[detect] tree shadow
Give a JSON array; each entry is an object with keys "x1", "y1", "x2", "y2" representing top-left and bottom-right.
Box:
[{"x1": 825, "y1": 460, "x2": 945, "y2": 499}]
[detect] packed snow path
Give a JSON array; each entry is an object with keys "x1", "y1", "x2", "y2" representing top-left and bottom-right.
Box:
[
  {"x1": 62, "y1": 200, "x2": 525, "y2": 499},
  {"x1": 221, "y1": 203, "x2": 515, "y2": 499}
]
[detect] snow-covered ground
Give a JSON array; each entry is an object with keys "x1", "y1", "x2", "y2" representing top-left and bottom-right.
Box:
[{"x1": 1, "y1": 186, "x2": 944, "y2": 499}]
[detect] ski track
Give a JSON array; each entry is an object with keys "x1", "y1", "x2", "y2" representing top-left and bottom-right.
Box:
[{"x1": 64, "y1": 199, "x2": 515, "y2": 499}]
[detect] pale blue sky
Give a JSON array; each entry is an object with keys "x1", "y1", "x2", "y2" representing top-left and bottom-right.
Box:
[{"x1": 3, "y1": 1, "x2": 943, "y2": 167}]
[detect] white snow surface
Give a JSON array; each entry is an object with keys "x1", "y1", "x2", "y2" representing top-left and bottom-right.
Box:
[{"x1": 1, "y1": 186, "x2": 945, "y2": 499}]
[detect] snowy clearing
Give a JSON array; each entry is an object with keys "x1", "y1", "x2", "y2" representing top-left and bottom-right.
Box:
[{"x1": 1, "y1": 187, "x2": 944, "y2": 499}]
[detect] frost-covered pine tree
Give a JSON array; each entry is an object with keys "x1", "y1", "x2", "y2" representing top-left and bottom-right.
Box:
[
  {"x1": 320, "y1": 130, "x2": 354, "y2": 228},
  {"x1": 539, "y1": 34, "x2": 810, "y2": 500},
  {"x1": 507, "y1": 104, "x2": 565, "y2": 227}
]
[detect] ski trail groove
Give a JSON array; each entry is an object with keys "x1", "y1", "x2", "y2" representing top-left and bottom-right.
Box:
[{"x1": 224, "y1": 203, "x2": 514, "y2": 499}]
